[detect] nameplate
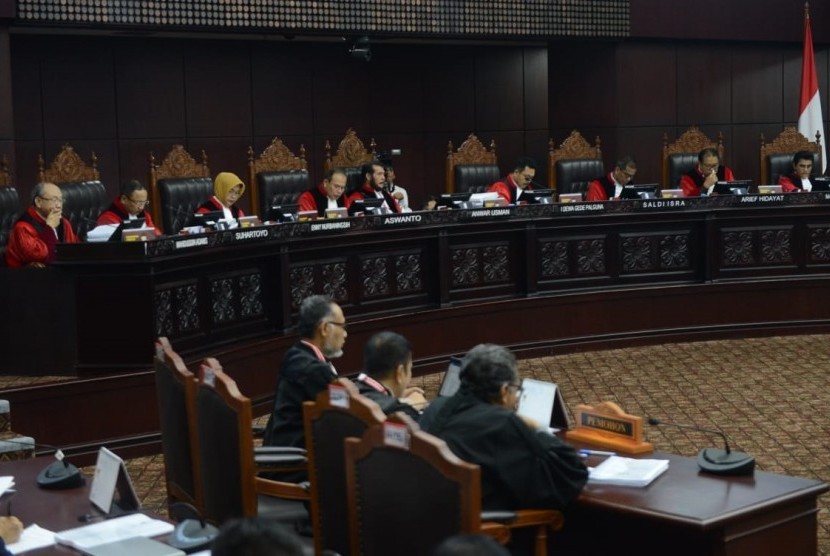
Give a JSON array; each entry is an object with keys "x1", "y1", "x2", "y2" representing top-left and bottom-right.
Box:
[
  {"x1": 639, "y1": 199, "x2": 689, "y2": 210},
  {"x1": 558, "y1": 202, "x2": 607, "y2": 214},
  {"x1": 565, "y1": 401, "x2": 653, "y2": 454},
  {"x1": 381, "y1": 213, "x2": 424, "y2": 226},
  {"x1": 173, "y1": 236, "x2": 210, "y2": 250},
  {"x1": 463, "y1": 207, "x2": 513, "y2": 219},
  {"x1": 309, "y1": 220, "x2": 353, "y2": 232},
  {"x1": 736, "y1": 194, "x2": 785, "y2": 206},
  {"x1": 232, "y1": 228, "x2": 271, "y2": 242}
]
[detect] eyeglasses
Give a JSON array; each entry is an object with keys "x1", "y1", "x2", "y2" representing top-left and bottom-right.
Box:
[
  {"x1": 506, "y1": 382, "x2": 524, "y2": 395},
  {"x1": 520, "y1": 174, "x2": 535, "y2": 182},
  {"x1": 38, "y1": 196, "x2": 64, "y2": 205},
  {"x1": 227, "y1": 188, "x2": 243, "y2": 197},
  {"x1": 128, "y1": 198, "x2": 149, "y2": 207},
  {"x1": 327, "y1": 321, "x2": 348, "y2": 331}
]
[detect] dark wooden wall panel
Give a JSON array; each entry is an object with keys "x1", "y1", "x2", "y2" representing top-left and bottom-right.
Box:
[
  {"x1": 115, "y1": 40, "x2": 186, "y2": 139},
  {"x1": 250, "y1": 43, "x2": 314, "y2": 137},
  {"x1": 475, "y1": 49, "x2": 524, "y2": 131},
  {"x1": 0, "y1": 30, "x2": 12, "y2": 141},
  {"x1": 311, "y1": 56, "x2": 371, "y2": 136},
  {"x1": 40, "y1": 38, "x2": 117, "y2": 140},
  {"x1": 549, "y1": 42, "x2": 617, "y2": 129},
  {"x1": 368, "y1": 50, "x2": 425, "y2": 134},
  {"x1": 616, "y1": 45, "x2": 676, "y2": 127},
  {"x1": 422, "y1": 49, "x2": 476, "y2": 132},
  {"x1": 731, "y1": 47, "x2": 783, "y2": 124},
  {"x1": 676, "y1": 45, "x2": 732, "y2": 126},
  {"x1": 183, "y1": 42, "x2": 252, "y2": 138},
  {"x1": 8, "y1": 38, "x2": 40, "y2": 143},
  {"x1": 523, "y1": 48, "x2": 548, "y2": 131}
]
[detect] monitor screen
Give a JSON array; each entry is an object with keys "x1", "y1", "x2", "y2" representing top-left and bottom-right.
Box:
[
  {"x1": 714, "y1": 180, "x2": 752, "y2": 195},
  {"x1": 812, "y1": 177, "x2": 830, "y2": 192},
  {"x1": 107, "y1": 218, "x2": 145, "y2": 242},
  {"x1": 268, "y1": 204, "x2": 299, "y2": 223},
  {"x1": 522, "y1": 188, "x2": 554, "y2": 204},
  {"x1": 193, "y1": 210, "x2": 225, "y2": 225},
  {"x1": 348, "y1": 197, "x2": 385, "y2": 215},
  {"x1": 620, "y1": 184, "x2": 658, "y2": 200},
  {"x1": 437, "y1": 192, "x2": 473, "y2": 209}
]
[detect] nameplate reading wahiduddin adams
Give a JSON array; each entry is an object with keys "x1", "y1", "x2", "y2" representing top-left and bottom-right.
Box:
[{"x1": 565, "y1": 401, "x2": 654, "y2": 454}]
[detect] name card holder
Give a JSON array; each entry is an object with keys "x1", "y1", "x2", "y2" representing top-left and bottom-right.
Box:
[{"x1": 565, "y1": 401, "x2": 653, "y2": 454}]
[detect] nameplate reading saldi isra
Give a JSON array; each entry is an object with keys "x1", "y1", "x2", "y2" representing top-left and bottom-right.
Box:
[{"x1": 565, "y1": 401, "x2": 653, "y2": 454}]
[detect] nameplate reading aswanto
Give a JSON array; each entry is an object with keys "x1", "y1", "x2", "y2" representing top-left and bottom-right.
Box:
[
  {"x1": 174, "y1": 236, "x2": 210, "y2": 250},
  {"x1": 309, "y1": 220, "x2": 352, "y2": 233},
  {"x1": 381, "y1": 214, "x2": 423, "y2": 226}
]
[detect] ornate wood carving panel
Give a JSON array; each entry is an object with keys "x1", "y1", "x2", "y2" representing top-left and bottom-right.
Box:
[
  {"x1": 290, "y1": 260, "x2": 349, "y2": 309},
  {"x1": 809, "y1": 227, "x2": 830, "y2": 264},
  {"x1": 451, "y1": 243, "x2": 510, "y2": 288},
  {"x1": 208, "y1": 270, "x2": 265, "y2": 326},
  {"x1": 721, "y1": 227, "x2": 793, "y2": 267},
  {"x1": 154, "y1": 282, "x2": 200, "y2": 338},
  {"x1": 621, "y1": 236, "x2": 654, "y2": 273},
  {"x1": 576, "y1": 238, "x2": 606, "y2": 275},
  {"x1": 539, "y1": 240, "x2": 569, "y2": 278},
  {"x1": 659, "y1": 234, "x2": 691, "y2": 270}
]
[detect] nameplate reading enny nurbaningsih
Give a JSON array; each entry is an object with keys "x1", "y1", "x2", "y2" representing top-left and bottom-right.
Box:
[{"x1": 565, "y1": 401, "x2": 653, "y2": 454}]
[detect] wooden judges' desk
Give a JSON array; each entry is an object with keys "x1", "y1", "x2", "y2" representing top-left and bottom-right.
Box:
[
  {"x1": 0, "y1": 454, "x2": 825, "y2": 556},
  {"x1": 554, "y1": 452, "x2": 828, "y2": 556}
]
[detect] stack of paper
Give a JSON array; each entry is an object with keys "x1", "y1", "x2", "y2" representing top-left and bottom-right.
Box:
[
  {"x1": 54, "y1": 513, "x2": 174, "y2": 553},
  {"x1": 588, "y1": 456, "x2": 669, "y2": 487}
]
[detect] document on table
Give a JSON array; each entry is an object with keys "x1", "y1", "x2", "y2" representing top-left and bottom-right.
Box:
[
  {"x1": 588, "y1": 456, "x2": 669, "y2": 487},
  {"x1": 54, "y1": 513, "x2": 174, "y2": 552},
  {"x1": 7, "y1": 524, "x2": 56, "y2": 555}
]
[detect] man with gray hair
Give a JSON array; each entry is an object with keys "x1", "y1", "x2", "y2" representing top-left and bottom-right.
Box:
[
  {"x1": 420, "y1": 344, "x2": 587, "y2": 514},
  {"x1": 5, "y1": 182, "x2": 77, "y2": 267},
  {"x1": 263, "y1": 295, "x2": 348, "y2": 460}
]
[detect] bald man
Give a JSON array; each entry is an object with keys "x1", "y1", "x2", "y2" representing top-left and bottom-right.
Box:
[{"x1": 5, "y1": 182, "x2": 77, "y2": 267}]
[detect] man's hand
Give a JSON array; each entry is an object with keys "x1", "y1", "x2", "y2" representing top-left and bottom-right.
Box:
[
  {"x1": 45, "y1": 211, "x2": 62, "y2": 229},
  {"x1": 703, "y1": 170, "x2": 719, "y2": 188},
  {"x1": 0, "y1": 516, "x2": 23, "y2": 544},
  {"x1": 401, "y1": 390, "x2": 428, "y2": 410}
]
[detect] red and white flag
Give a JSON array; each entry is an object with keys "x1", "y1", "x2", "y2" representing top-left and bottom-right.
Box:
[{"x1": 798, "y1": 4, "x2": 826, "y2": 172}]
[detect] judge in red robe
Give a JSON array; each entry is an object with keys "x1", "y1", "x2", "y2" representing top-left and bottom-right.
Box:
[
  {"x1": 488, "y1": 157, "x2": 537, "y2": 204},
  {"x1": 679, "y1": 148, "x2": 735, "y2": 197},
  {"x1": 5, "y1": 182, "x2": 78, "y2": 268},
  {"x1": 96, "y1": 179, "x2": 160, "y2": 236},
  {"x1": 297, "y1": 168, "x2": 350, "y2": 216},
  {"x1": 586, "y1": 156, "x2": 638, "y2": 201},
  {"x1": 345, "y1": 162, "x2": 400, "y2": 213},
  {"x1": 196, "y1": 172, "x2": 246, "y2": 228},
  {"x1": 779, "y1": 151, "x2": 820, "y2": 193}
]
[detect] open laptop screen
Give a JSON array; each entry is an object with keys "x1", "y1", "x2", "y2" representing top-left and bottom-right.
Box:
[{"x1": 438, "y1": 357, "x2": 462, "y2": 397}]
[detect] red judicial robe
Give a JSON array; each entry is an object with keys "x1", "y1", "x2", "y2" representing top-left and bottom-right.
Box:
[
  {"x1": 96, "y1": 197, "x2": 160, "y2": 235},
  {"x1": 680, "y1": 166, "x2": 735, "y2": 197},
  {"x1": 5, "y1": 206, "x2": 78, "y2": 267},
  {"x1": 345, "y1": 183, "x2": 400, "y2": 213},
  {"x1": 488, "y1": 174, "x2": 531, "y2": 204},
  {"x1": 297, "y1": 183, "x2": 350, "y2": 216}
]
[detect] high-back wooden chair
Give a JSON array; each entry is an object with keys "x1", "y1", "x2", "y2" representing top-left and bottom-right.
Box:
[
  {"x1": 37, "y1": 144, "x2": 107, "y2": 240},
  {"x1": 445, "y1": 133, "x2": 499, "y2": 194},
  {"x1": 303, "y1": 385, "x2": 386, "y2": 556},
  {"x1": 247, "y1": 138, "x2": 309, "y2": 218},
  {"x1": 547, "y1": 130, "x2": 603, "y2": 197},
  {"x1": 324, "y1": 128, "x2": 377, "y2": 193},
  {"x1": 195, "y1": 358, "x2": 309, "y2": 526},
  {"x1": 661, "y1": 126, "x2": 725, "y2": 189},
  {"x1": 759, "y1": 126, "x2": 823, "y2": 185},
  {"x1": 345, "y1": 414, "x2": 562, "y2": 556},
  {"x1": 153, "y1": 337, "x2": 202, "y2": 514},
  {"x1": 148, "y1": 145, "x2": 212, "y2": 234}
]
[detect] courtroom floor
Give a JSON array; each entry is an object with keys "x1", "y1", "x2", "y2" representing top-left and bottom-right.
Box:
[{"x1": 9, "y1": 334, "x2": 830, "y2": 554}]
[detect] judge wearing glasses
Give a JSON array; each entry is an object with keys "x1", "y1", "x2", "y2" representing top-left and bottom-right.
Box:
[
  {"x1": 95, "y1": 179, "x2": 160, "y2": 235},
  {"x1": 585, "y1": 156, "x2": 638, "y2": 201},
  {"x1": 680, "y1": 147, "x2": 735, "y2": 197},
  {"x1": 5, "y1": 182, "x2": 78, "y2": 267},
  {"x1": 420, "y1": 344, "x2": 587, "y2": 515},
  {"x1": 488, "y1": 157, "x2": 537, "y2": 205}
]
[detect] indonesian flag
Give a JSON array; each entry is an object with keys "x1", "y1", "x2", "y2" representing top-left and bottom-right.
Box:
[{"x1": 798, "y1": 6, "x2": 827, "y2": 172}]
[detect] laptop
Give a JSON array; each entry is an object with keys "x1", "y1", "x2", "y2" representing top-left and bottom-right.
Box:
[
  {"x1": 84, "y1": 537, "x2": 184, "y2": 556},
  {"x1": 438, "y1": 357, "x2": 462, "y2": 397},
  {"x1": 516, "y1": 378, "x2": 573, "y2": 432}
]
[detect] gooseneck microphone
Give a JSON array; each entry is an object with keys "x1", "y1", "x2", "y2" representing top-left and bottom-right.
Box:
[
  {"x1": 0, "y1": 436, "x2": 85, "y2": 489},
  {"x1": 648, "y1": 417, "x2": 755, "y2": 476}
]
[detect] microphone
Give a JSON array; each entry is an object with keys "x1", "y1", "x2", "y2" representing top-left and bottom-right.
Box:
[
  {"x1": 0, "y1": 436, "x2": 85, "y2": 489},
  {"x1": 648, "y1": 417, "x2": 755, "y2": 476}
]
